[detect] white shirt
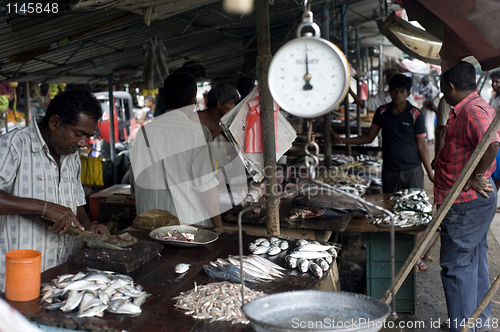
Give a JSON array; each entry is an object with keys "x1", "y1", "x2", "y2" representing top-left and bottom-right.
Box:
[
  {"x1": 130, "y1": 105, "x2": 219, "y2": 226},
  {"x1": 0, "y1": 117, "x2": 85, "y2": 291},
  {"x1": 365, "y1": 91, "x2": 416, "y2": 112},
  {"x1": 489, "y1": 92, "x2": 500, "y2": 113}
]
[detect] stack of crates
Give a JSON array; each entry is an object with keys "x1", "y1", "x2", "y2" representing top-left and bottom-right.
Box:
[{"x1": 366, "y1": 232, "x2": 416, "y2": 314}]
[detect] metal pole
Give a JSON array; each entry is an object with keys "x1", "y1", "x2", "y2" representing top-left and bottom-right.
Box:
[
  {"x1": 255, "y1": 0, "x2": 279, "y2": 235},
  {"x1": 322, "y1": 1, "x2": 332, "y2": 168},
  {"x1": 355, "y1": 28, "x2": 362, "y2": 137},
  {"x1": 379, "y1": 44, "x2": 384, "y2": 93},
  {"x1": 24, "y1": 81, "x2": 31, "y2": 126},
  {"x1": 107, "y1": 73, "x2": 117, "y2": 185},
  {"x1": 341, "y1": 3, "x2": 351, "y2": 156}
]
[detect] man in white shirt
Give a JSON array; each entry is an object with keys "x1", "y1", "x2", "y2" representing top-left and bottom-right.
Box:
[{"x1": 131, "y1": 72, "x2": 223, "y2": 228}]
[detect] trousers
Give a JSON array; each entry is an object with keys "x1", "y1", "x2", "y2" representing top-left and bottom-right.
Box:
[{"x1": 439, "y1": 177, "x2": 496, "y2": 332}]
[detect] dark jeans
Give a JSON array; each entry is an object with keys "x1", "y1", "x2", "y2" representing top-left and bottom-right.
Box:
[{"x1": 438, "y1": 177, "x2": 496, "y2": 332}]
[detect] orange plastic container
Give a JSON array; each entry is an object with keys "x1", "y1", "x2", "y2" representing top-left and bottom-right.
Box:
[{"x1": 5, "y1": 250, "x2": 41, "y2": 301}]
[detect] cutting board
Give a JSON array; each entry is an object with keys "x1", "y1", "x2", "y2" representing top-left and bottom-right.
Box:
[{"x1": 68, "y1": 240, "x2": 164, "y2": 274}]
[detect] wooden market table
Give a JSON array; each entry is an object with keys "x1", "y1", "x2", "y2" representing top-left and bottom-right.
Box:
[{"x1": 3, "y1": 231, "x2": 339, "y2": 332}]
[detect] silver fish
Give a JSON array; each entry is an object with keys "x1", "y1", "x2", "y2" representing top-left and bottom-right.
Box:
[
  {"x1": 324, "y1": 255, "x2": 333, "y2": 264},
  {"x1": 279, "y1": 240, "x2": 289, "y2": 250},
  {"x1": 309, "y1": 262, "x2": 323, "y2": 278},
  {"x1": 79, "y1": 297, "x2": 103, "y2": 314},
  {"x1": 248, "y1": 242, "x2": 257, "y2": 251},
  {"x1": 60, "y1": 290, "x2": 84, "y2": 312},
  {"x1": 79, "y1": 293, "x2": 95, "y2": 312},
  {"x1": 297, "y1": 243, "x2": 334, "y2": 252},
  {"x1": 267, "y1": 246, "x2": 281, "y2": 256},
  {"x1": 297, "y1": 239, "x2": 309, "y2": 246},
  {"x1": 133, "y1": 293, "x2": 148, "y2": 307},
  {"x1": 99, "y1": 292, "x2": 110, "y2": 305},
  {"x1": 175, "y1": 263, "x2": 190, "y2": 274},
  {"x1": 78, "y1": 304, "x2": 107, "y2": 318},
  {"x1": 250, "y1": 255, "x2": 286, "y2": 271},
  {"x1": 297, "y1": 258, "x2": 309, "y2": 273},
  {"x1": 315, "y1": 258, "x2": 330, "y2": 272},
  {"x1": 57, "y1": 274, "x2": 75, "y2": 284},
  {"x1": 62, "y1": 280, "x2": 93, "y2": 295},
  {"x1": 254, "y1": 238, "x2": 267, "y2": 245},
  {"x1": 289, "y1": 251, "x2": 332, "y2": 260},
  {"x1": 269, "y1": 237, "x2": 280, "y2": 244},
  {"x1": 114, "y1": 302, "x2": 142, "y2": 315},
  {"x1": 285, "y1": 256, "x2": 297, "y2": 269},
  {"x1": 71, "y1": 272, "x2": 86, "y2": 281},
  {"x1": 84, "y1": 274, "x2": 110, "y2": 284},
  {"x1": 252, "y1": 245, "x2": 271, "y2": 255}
]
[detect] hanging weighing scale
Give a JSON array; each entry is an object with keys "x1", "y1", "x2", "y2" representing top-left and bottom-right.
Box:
[{"x1": 267, "y1": 5, "x2": 350, "y2": 118}]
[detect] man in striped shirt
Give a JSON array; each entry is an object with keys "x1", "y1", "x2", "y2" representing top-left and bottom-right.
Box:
[
  {"x1": 0, "y1": 89, "x2": 110, "y2": 291},
  {"x1": 435, "y1": 61, "x2": 499, "y2": 332}
]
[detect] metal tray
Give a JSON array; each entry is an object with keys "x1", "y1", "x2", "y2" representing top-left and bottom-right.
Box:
[
  {"x1": 243, "y1": 290, "x2": 390, "y2": 332},
  {"x1": 149, "y1": 225, "x2": 218, "y2": 247}
]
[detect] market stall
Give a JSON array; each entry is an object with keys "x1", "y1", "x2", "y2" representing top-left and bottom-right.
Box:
[{"x1": 2, "y1": 231, "x2": 340, "y2": 332}]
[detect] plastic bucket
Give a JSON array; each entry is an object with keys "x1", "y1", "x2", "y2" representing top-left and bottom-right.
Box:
[{"x1": 5, "y1": 250, "x2": 41, "y2": 302}]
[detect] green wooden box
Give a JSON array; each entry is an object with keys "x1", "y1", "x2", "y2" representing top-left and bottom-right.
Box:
[{"x1": 366, "y1": 232, "x2": 416, "y2": 314}]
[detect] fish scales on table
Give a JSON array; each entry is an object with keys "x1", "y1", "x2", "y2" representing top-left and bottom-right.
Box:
[
  {"x1": 173, "y1": 281, "x2": 266, "y2": 324},
  {"x1": 40, "y1": 268, "x2": 149, "y2": 317}
]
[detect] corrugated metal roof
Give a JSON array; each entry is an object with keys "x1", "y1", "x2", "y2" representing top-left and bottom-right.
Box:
[{"x1": 0, "y1": 0, "x2": 400, "y2": 85}]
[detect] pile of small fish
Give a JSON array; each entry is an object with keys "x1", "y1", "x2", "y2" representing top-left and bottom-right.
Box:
[
  {"x1": 248, "y1": 237, "x2": 289, "y2": 255},
  {"x1": 40, "y1": 269, "x2": 148, "y2": 317},
  {"x1": 285, "y1": 240, "x2": 339, "y2": 279},
  {"x1": 371, "y1": 189, "x2": 433, "y2": 227},
  {"x1": 155, "y1": 230, "x2": 195, "y2": 242},
  {"x1": 204, "y1": 255, "x2": 285, "y2": 283},
  {"x1": 316, "y1": 168, "x2": 365, "y2": 186},
  {"x1": 173, "y1": 281, "x2": 266, "y2": 324},
  {"x1": 390, "y1": 189, "x2": 432, "y2": 213}
]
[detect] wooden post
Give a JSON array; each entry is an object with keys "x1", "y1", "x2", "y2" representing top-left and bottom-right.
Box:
[
  {"x1": 382, "y1": 111, "x2": 500, "y2": 303},
  {"x1": 322, "y1": 1, "x2": 332, "y2": 169},
  {"x1": 108, "y1": 74, "x2": 117, "y2": 185},
  {"x1": 341, "y1": 4, "x2": 351, "y2": 156},
  {"x1": 255, "y1": 0, "x2": 279, "y2": 235},
  {"x1": 24, "y1": 82, "x2": 31, "y2": 126}
]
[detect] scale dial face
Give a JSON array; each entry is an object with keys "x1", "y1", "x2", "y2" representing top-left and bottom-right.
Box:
[{"x1": 268, "y1": 37, "x2": 350, "y2": 118}]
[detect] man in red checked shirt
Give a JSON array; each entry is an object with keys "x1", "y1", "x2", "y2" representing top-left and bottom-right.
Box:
[{"x1": 435, "y1": 61, "x2": 500, "y2": 332}]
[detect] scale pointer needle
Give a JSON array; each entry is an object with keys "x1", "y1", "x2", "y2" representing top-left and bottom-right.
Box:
[{"x1": 303, "y1": 48, "x2": 313, "y2": 91}]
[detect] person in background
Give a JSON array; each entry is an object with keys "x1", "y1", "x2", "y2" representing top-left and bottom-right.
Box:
[
  {"x1": 348, "y1": 68, "x2": 416, "y2": 112},
  {"x1": 424, "y1": 96, "x2": 452, "y2": 168},
  {"x1": 0, "y1": 89, "x2": 110, "y2": 291},
  {"x1": 197, "y1": 83, "x2": 239, "y2": 140},
  {"x1": 131, "y1": 72, "x2": 223, "y2": 228},
  {"x1": 236, "y1": 76, "x2": 255, "y2": 103},
  {"x1": 420, "y1": 76, "x2": 439, "y2": 144},
  {"x1": 486, "y1": 70, "x2": 500, "y2": 212},
  {"x1": 143, "y1": 95, "x2": 155, "y2": 121},
  {"x1": 435, "y1": 61, "x2": 499, "y2": 332},
  {"x1": 332, "y1": 73, "x2": 434, "y2": 272}
]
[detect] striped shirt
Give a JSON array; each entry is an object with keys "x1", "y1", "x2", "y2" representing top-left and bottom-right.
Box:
[
  {"x1": 0, "y1": 116, "x2": 85, "y2": 291},
  {"x1": 434, "y1": 92, "x2": 500, "y2": 205}
]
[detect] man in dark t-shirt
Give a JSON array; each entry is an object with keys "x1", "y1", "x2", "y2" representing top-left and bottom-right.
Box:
[{"x1": 331, "y1": 73, "x2": 434, "y2": 193}]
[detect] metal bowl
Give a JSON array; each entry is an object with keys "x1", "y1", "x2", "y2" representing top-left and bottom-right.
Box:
[
  {"x1": 243, "y1": 290, "x2": 390, "y2": 332},
  {"x1": 149, "y1": 225, "x2": 218, "y2": 247}
]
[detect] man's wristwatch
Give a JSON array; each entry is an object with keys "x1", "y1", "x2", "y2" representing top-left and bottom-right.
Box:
[{"x1": 474, "y1": 173, "x2": 484, "y2": 178}]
